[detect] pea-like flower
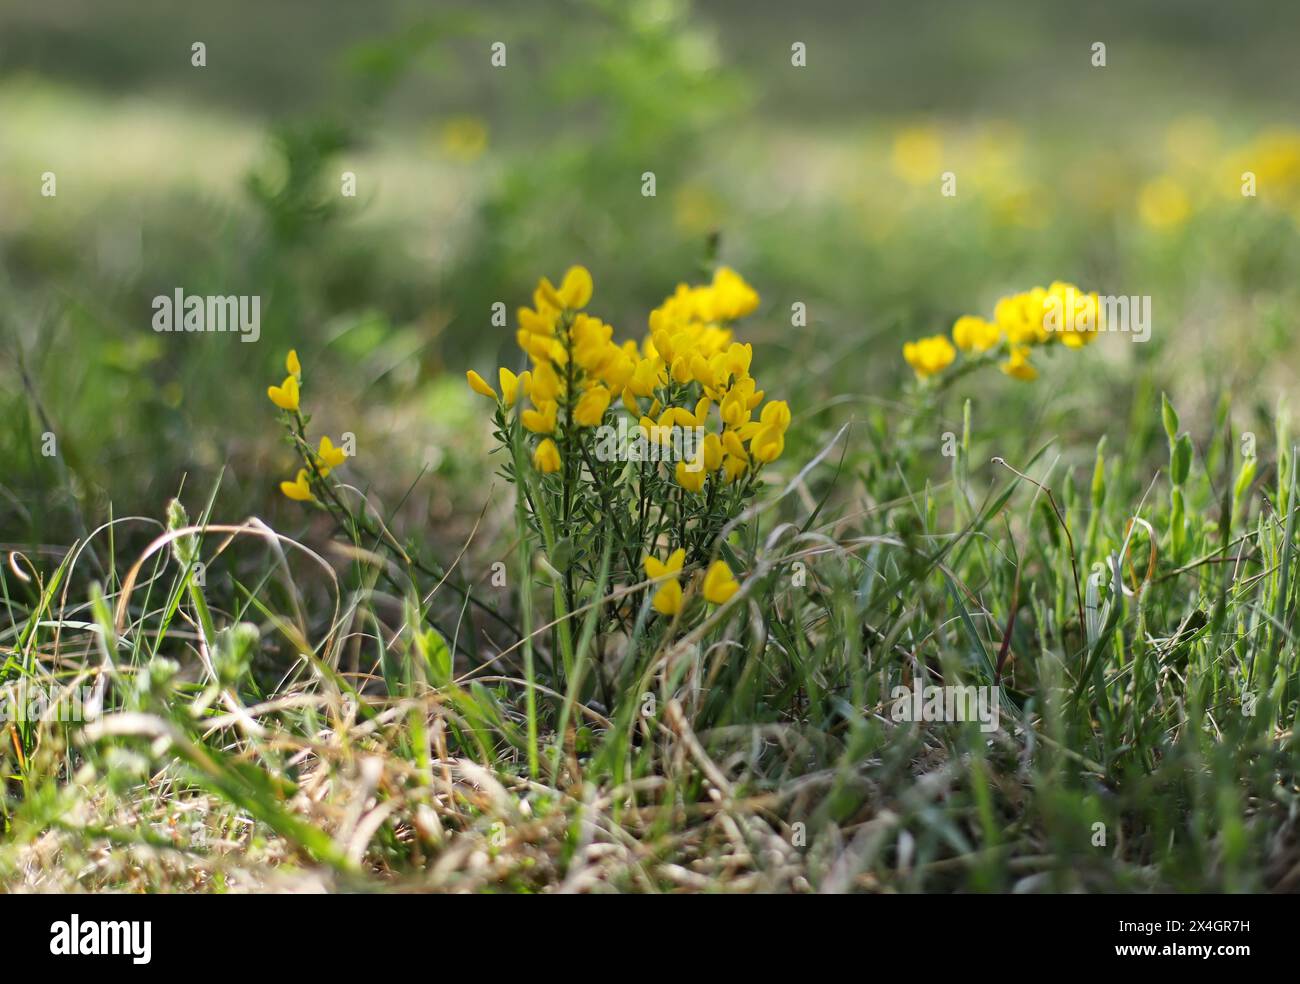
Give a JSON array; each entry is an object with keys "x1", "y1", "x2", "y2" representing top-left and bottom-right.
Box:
[
  {"x1": 573, "y1": 385, "x2": 612, "y2": 427},
  {"x1": 267, "y1": 374, "x2": 300, "y2": 412},
  {"x1": 952, "y1": 315, "x2": 1001, "y2": 352},
  {"x1": 499, "y1": 367, "x2": 529, "y2": 407},
  {"x1": 522, "y1": 399, "x2": 558, "y2": 434},
  {"x1": 533, "y1": 438, "x2": 561, "y2": 473},
  {"x1": 902, "y1": 335, "x2": 957, "y2": 379},
  {"x1": 702, "y1": 560, "x2": 740, "y2": 604},
  {"x1": 280, "y1": 469, "x2": 313, "y2": 502},
  {"x1": 644, "y1": 549, "x2": 686, "y2": 615},
  {"x1": 675, "y1": 458, "x2": 707, "y2": 493},
  {"x1": 316, "y1": 436, "x2": 347, "y2": 475},
  {"x1": 1000, "y1": 345, "x2": 1038, "y2": 381}
]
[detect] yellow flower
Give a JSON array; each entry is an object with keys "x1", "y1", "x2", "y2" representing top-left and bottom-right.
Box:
[
  {"x1": 720, "y1": 388, "x2": 752, "y2": 427},
  {"x1": 644, "y1": 548, "x2": 686, "y2": 615},
  {"x1": 557, "y1": 266, "x2": 594, "y2": 310},
  {"x1": 499, "y1": 367, "x2": 527, "y2": 407},
  {"x1": 1000, "y1": 345, "x2": 1038, "y2": 381},
  {"x1": 280, "y1": 469, "x2": 313, "y2": 502},
  {"x1": 466, "y1": 370, "x2": 498, "y2": 400},
  {"x1": 722, "y1": 429, "x2": 748, "y2": 462},
  {"x1": 651, "y1": 579, "x2": 682, "y2": 615},
  {"x1": 722, "y1": 454, "x2": 748, "y2": 483},
  {"x1": 995, "y1": 290, "x2": 1051, "y2": 345},
  {"x1": 599, "y1": 349, "x2": 635, "y2": 390},
  {"x1": 891, "y1": 125, "x2": 943, "y2": 186},
  {"x1": 707, "y1": 267, "x2": 760, "y2": 321},
  {"x1": 439, "y1": 116, "x2": 488, "y2": 161},
  {"x1": 952, "y1": 315, "x2": 1001, "y2": 352},
  {"x1": 267, "y1": 374, "x2": 300, "y2": 412},
  {"x1": 750, "y1": 423, "x2": 785, "y2": 463},
  {"x1": 286, "y1": 349, "x2": 301, "y2": 378},
  {"x1": 702, "y1": 560, "x2": 739, "y2": 604},
  {"x1": 533, "y1": 438, "x2": 561, "y2": 473},
  {"x1": 1045, "y1": 282, "x2": 1101, "y2": 348},
  {"x1": 530, "y1": 361, "x2": 562, "y2": 402},
  {"x1": 628, "y1": 357, "x2": 661, "y2": 398},
  {"x1": 1138, "y1": 175, "x2": 1191, "y2": 230},
  {"x1": 518, "y1": 306, "x2": 557, "y2": 337},
  {"x1": 902, "y1": 335, "x2": 956, "y2": 379},
  {"x1": 759, "y1": 400, "x2": 790, "y2": 432},
  {"x1": 521, "y1": 400, "x2": 558, "y2": 434},
  {"x1": 701, "y1": 432, "x2": 723, "y2": 471},
  {"x1": 676, "y1": 457, "x2": 707, "y2": 493},
  {"x1": 316, "y1": 436, "x2": 347, "y2": 475},
  {"x1": 573, "y1": 384, "x2": 612, "y2": 427}
]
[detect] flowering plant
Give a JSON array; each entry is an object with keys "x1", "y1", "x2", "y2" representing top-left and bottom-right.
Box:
[
  {"x1": 266, "y1": 265, "x2": 789, "y2": 716},
  {"x1": 468, "y1": 265, "x2": 786, "y2": 634},
  {"x1": 904, "y1": 281, "x2": 1101, "y2": 384}
]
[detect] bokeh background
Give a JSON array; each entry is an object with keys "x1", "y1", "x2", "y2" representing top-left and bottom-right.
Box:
[{"x1": 4, "y1": 0, "x2": 1300, "y2": 550}]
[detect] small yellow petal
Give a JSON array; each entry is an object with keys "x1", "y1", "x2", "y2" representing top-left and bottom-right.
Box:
[
  {"x1": 652, "y1": 579, "x2": 683, "y2": 615},
  {"x1": 499, "y1": 367, "x2": 520, "y2": 406},
  {"x1": 558, "y1": 266, "x2": 593, "y2": 309},
  {"x1": 466, "y1": 370, "x2": 498, "y2": 400}
]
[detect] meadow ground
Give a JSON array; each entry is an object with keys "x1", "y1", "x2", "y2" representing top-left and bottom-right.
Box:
[{"x1": 2, "y1": 0, "x2": 1300, "y2": 893}]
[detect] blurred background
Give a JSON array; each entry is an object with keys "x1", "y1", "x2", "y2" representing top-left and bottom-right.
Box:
[{"x1": 4, "y1": 0, "x2": 1300, "y2": 551}]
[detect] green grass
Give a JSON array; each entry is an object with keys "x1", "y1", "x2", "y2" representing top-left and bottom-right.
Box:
[{"x1": 2, "y1": 373, "x2": 1298, "y2": 891}]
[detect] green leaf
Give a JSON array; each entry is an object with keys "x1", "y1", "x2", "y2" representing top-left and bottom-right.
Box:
[
  {"x1": 1171, "y1": 433, "x2": 1193, "y2": 486},
  {"x1": 1161, "y1": 393, "x2": 1179, "y2": 447}
]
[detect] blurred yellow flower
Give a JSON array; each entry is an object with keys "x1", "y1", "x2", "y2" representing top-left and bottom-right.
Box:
[
  {"x1": 952, "y1": 315, "x2": 1001, "y2": 352},
  {"x1": 439, "y1": 116, "x2": 488, "y2": 162},
  {"x1": 557, "y1": 266, "x2": 594, "y2": 310},
  {"x1": 891, "y1": 125, "x2": 943, "y2": 186},
  {"x1": 702, "y1": 560, "x2": 739, "y2": 604},
  {"x1": 903, "y1": 335, "x2": 956, "y2": 378},
  {"x1": 286, "y1": 349, "x2": 301, "y2": 378},
  {"x1": 521, "y1": 399, "x2": 559, "y2": 434},
  {"x1": 466, "y1": 370, "x2": 498, "y2": 400},
  {"x1": 573, "y1": 384, "x2": 612, "y2": 427},
  {"x1": 1138, "y1": 176, "x2": 1191, "y2": 230},
  {"x1": 1001, "y1": 345, "x2": 1038, "y2": 381},
  {"x1": 995, "y1": 289, "x2": 1050, "y2": 345}
]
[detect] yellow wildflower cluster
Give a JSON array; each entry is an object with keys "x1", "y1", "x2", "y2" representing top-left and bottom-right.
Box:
[
  {"x1": 904, "y1": 282, "x2": 1102, "y2": 383},
  {"x1": 643, "y1": 551, "x2": 739, "y2": 616},
  {"x1": 468, "y1": 264, "x2": 782, "y2": 621},
  {"x1": 266, "y1": 350, "x2": 348, "y2": 501},
  {"x1": 468, "y1": 265, "x2": 789, "y2": 489}
]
